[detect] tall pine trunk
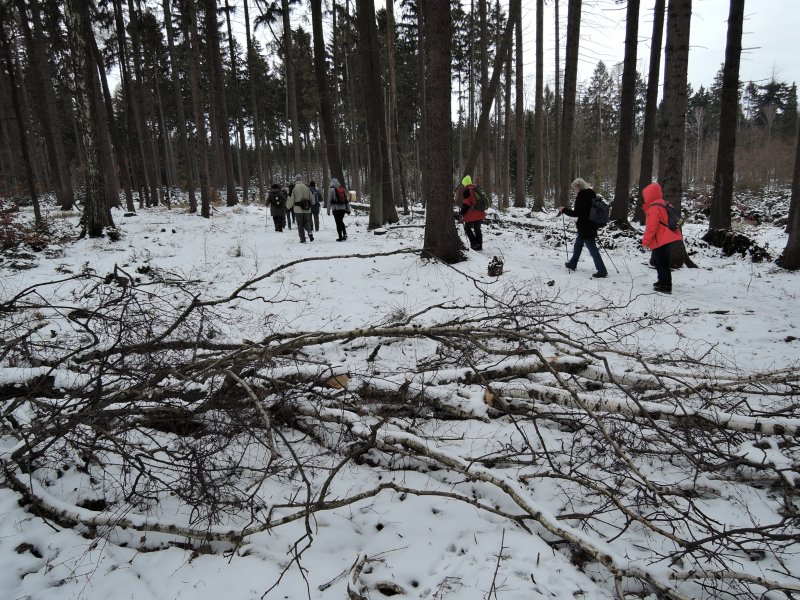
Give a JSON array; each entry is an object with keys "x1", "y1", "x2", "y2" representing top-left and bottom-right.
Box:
[
  {"x1": 224, "y1": 0, "x2": 249, "y2": 202},
  {"x1": 311, "y1": 0, "x2": 344, "y2": 185},
  {"x1": 611, "y1": 0, "x2": 640, "y2": 226},
  {"x1": 187, "y1": 0, "x2": 212, "y2": 217},
  {"x1": 553, "y1": 0, "x2": 561, "y2": 204},
  {"x1": 778, "y1": 120, "x2": 800, "y2": 269},
  {"x1": 205, "y1": 0, "x2": 237, "y2": 205},
  {"x1": 532, "y1": 0, "x2": 544, "y2": 211},
  {"x1": 636, "y1": 0, "x2": 665, "y2": 223},
  {"x1": 386, "y1": 0, "x2": 407, "y2": 213},
  {"x1": 281, "y1": 0, "x2": 302, "y2": 174},
  {"x1": 659, "y1": 0, "x2": 696, "y2": 269},
  {"x1": 0, "y1": 6, "x2": 42, "y2": 226},
  {"x1": 422, "y1": 0, "x2": 462, "y2": 263},
  {"x1": 164, "y1": 0, "x2": 197, "y2": 212},
  {"x1": 557, "y1": 0, "x2": 581, "y2": 209},
  {"x1": 513, "y1": 6, "x2": 525, "y2": 208},
  {"x1": 243, "y1": 0, "x2": 265, "y2": 202},
  {"x1": 18, "y1": 0, "x2": 74, "y2": 211},
  {"x1": 709, "y1": 0, "x2": 745, "y2": 231},
  {"x1": 64, "y1": 0, "x2": 115, "y2": 237}
]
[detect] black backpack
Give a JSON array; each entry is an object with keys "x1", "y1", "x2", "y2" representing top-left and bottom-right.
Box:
[
  {"x1": 474, "y1": 186, "x2": 490, "y2": 211},
  {"x1": 269, "y1": 191, "x2": 283, "y2": 207},
  {"x1": 654, "y1": 202, "x2": 682, "y2": 231},
  {"x1": 588, "y1": 195, "x2": 610, "y2": 227}
]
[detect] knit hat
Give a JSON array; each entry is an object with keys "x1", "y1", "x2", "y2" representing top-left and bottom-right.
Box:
[
  {"x1": 295, "y1": 174, "x2": 303, "y2": 182},
  {"x1": 461, "y1": 175, "x2": 472, "y2": 187}
]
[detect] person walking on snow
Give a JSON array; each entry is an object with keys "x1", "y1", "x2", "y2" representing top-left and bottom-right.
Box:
[
  {"x1": 327, "y1": 178, "x2": 350, "y2": 241},
  {"x1": 266, "y1": 183, "x2": 286, "y2": 232},
  {"x1": 309, "y1": 180, "x2": 323, "y2": 232},
  {"x1": 642, "y1": 182, "x2": 683, "y2": 294},
  {"x1": 558, "y1": 178, "x2": 608, "y2": 278},
  {"x1": 460, "y1": 175, "x2": 485, "y2": 251},
  {"x1": 287, "y1": 175, "x2": 314, "y2": 243}
]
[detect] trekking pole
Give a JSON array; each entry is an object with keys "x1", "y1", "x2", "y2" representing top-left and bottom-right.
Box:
[
  {"x1": 599, "y1": 239, "x2": 620, "y2": 274},
  {"x1": 561, "y1": 212, "x2": 570, "y2": 266}
]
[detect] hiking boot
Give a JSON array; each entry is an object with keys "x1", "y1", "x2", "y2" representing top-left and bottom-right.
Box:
[
  {"x1": 309, "y1": 233, "x2": 314, "y2": 241},
  {"x1": 592, "y1": 272, "x2": 607, "y2": 278},
  {"x1": 653, "y1": 283, "x2": 672, "y2": 294},
  {"x1": 565, "y1": 262, "x2": 576, "y2": 271}
]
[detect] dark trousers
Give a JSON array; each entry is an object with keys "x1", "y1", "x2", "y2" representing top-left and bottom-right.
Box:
[
  {"x1": 567, "y1": 235, "x2": 607, "y2": 275},
  {"x1": 272, "y1": 215, "x2": 284, "y2": 231},
  {"x1": 295, "y1": 212, "x2": 313, "y2": 242},
  {"x1": 333, "y1": 209, "x2": 347, "y2": 239},
  {"x1": 652, "y1": 241, "x2": 677, "y2": 287},
  {"x1": 312, "y1": 206, "x2": 320, "y2": 231},
  {"x1": 464, "y1": 220, "x2": 483, "y2": 249}
]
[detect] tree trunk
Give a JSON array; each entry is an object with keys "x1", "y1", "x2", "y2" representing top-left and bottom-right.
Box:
[
  {"x1": 187, "y1": 0, "x2": 212, "y2": 217},
  {"x1": 635, "y1": 0, "x2": 666, "y2": 224},
  {"x1": 92, "y1": 37, "x2": 132, "y2": 211},
  {"x1": 478, "y1": 0, "x2": 491, "y2": 196},
  {"x1": 502, "y1": 42, "x2": 512, "y2": 209},
  {"x1": 0, "y1": 6, "x2": 42, "y2": 226},
  {"x1": 659, "y1": 0, "x2": 691, "y2": 212},
  {"x1": 114, "y1": 0, "x2": 150, "y2": 208},
  {"x1": 128, "y1": 0, "x2": 161, "y2": 206},
  {"x1": 709, "y1": 0, "x2": 744, "y2": 232},
  {"x1": 386, "y1": 0, "x2": 407, "y2": 213},
  {"x1": 659, "y1": 0, "x2": 696, "y2": 269},
  {"x1": 281, "y1": 0, "x2": 302, "y2": 174},
  {"x1": 417, "y1": 0, "x2": 428, "y2": 205},
  {"x1": 243, "y1": 0, "x2": 265, "y2": 203},
  {"x1": 356, "y1": 0, "x2": 396, "y2": 227},
  {"x1": 611, "y1": 0, "x2": 640, "y2": 226},
  {"x1": 458, "y1": 0, "x2": 519, "y2": 197},
  {"x1": 18, "y1": 0, "x2": 74, "y2": 211},
  {"x1": 422, "y1": 0, "x2": 462, "y2": 263},
  {"x1": 205, "y1": 0, "x2": 237, "y2": 205},
  {"x1": 556, "y1": 0, "x2": 581, "y2": 209},
  {"x1": 224, "y1": 0, "x2": 249, "y2": 202},
  {"x1": 63, "y1": 0, "x2": 115, "y2": 237},
  {"x1": 164, "y1": 0, "x2": 197, "y2": 212},
  {"x1": 311, "y1": 0, "x2": 344, "y2": 186},
  {"x1": 532, "y1": 0, "x2": 544, "y2": 211},
  {"x1": 778, "y1": 120, "x2": 800, "y2": 269},
  {"x1": 553, "y1": 0, "x2": 561, "y2": 205},
  {"x1": 514, "y1": 6, "x2": 525, "y2": 209}
]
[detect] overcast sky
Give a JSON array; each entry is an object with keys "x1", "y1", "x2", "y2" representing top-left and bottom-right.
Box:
[{"x1": 516, "y1": 0, "x2": 799, "y2": 102}]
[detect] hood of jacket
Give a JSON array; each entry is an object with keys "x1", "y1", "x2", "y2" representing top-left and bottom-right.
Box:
[
  {"x1": 330, "y1": 178, "x2": 340, "y2": 188},
  {"x1": 642, "y1": 183, "x2": 663, "y2": 208}
]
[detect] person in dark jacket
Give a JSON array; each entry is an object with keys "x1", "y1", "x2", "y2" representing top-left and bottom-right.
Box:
[
  {"x1": 327, "y1": 178, "x2": 350, "y2": 241},
  {"x1": 558, "y1": 178, "x2": 608, "y2": 278},
  {"x1": 309, "y1": 180, "x2": 323, "y2": 232},
  {"x1": 460, "y1": 174, "x2": 486, "y2": 251},
  {"x1": 642, "y1": 182, "x2": 683, "y2": 293},
  {"x1": 267, "y1": 183, "x2": 286, "y2": 232}
]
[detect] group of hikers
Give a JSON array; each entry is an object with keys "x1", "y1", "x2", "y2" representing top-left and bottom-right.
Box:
[
  {"x1": 459, "y1": 175, "x2": 683, "y2": 294},
  {"x1": 266, "y1": 175, "x2": 351, "y2": 243}
]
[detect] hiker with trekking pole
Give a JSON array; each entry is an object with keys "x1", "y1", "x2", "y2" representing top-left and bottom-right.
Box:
[{"x1": 557, "y1": 178, "x2": 609, "y2": 278}]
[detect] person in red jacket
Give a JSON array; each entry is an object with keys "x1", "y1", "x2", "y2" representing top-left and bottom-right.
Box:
[
  {"x1": 460, "y1": 175, "x2": 486, "y2": 251},
  {"x1": 642, "y1": 182, "x2": 683, "y2": 294}
]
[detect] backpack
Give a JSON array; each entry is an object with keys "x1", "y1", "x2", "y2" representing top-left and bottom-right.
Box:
[
  {"x1": 588, "y1": 195, "x2": 610, "y2": 227},
  {"x1": 655, "y1": 202, "x2": 682, "y2": 231},
  {"x1": 474, "y1": 186, "x2": 490, "y2": 211},
  {"x1": 335, "y1": 185, "x2": 348, "y2": 204},
  {"x1": 269, "y1": 191, "x2": 283, "y2": 207}
]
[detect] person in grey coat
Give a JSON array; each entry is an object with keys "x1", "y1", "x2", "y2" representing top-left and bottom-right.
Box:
[
  {"x1": 287, "y1": 174, "x2": 314, "y2": 243},
  {"x1": 327, "y1": 178, "x2": 350, "y2": 241}
]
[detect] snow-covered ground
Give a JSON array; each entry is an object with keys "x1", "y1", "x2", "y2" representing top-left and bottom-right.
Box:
[{"x1": 1, "y1": 197, "x2": 798, "y2": 600}]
